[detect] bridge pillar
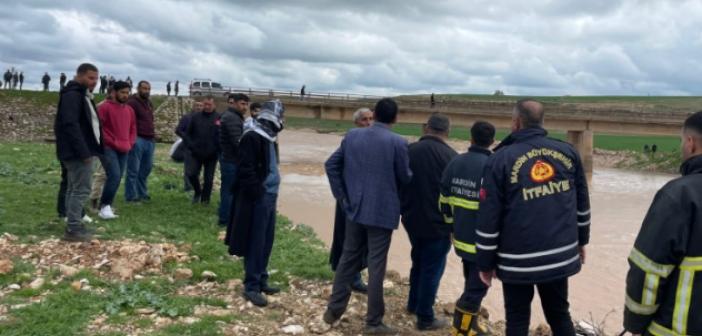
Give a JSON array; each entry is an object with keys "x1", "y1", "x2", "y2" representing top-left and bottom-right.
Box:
[{"x1": 566, "y1": 130, "x2": 593, "y2": 183}]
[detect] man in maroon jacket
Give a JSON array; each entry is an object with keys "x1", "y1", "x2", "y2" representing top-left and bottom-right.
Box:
[
  {"x1": 125, "y1": 80, "x2": 155, "y2": 202},
  {"x1": 98, "y1": 81, "x2": 136, "y2": 219}
]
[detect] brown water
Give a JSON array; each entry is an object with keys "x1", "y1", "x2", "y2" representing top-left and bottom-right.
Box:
[{"x1": 276, "y1": 130, "x2": 675, "y2": 332}]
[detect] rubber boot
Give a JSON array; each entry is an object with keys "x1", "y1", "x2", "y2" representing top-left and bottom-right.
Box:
[{"x1": 451, "y1": 307, "x2": 490, "y2": 336}]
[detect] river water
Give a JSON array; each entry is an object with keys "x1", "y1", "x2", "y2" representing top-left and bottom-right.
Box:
[{"x1": 275, "y1": 130, "x2": 676, "y2": 332}]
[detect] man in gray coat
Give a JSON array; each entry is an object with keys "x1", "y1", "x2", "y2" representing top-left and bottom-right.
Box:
[{"x1": 323, "y1": 98, "x2": 412, "y2": 334}]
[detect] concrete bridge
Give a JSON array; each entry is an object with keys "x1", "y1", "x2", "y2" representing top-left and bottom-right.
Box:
[{"x1": 208, "y1": 90, "x2": 689, "y2": 180}]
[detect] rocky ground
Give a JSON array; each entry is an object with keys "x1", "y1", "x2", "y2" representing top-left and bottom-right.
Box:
[{"x1": 0, "y1": 231, "x2": 607, "y2": 335}]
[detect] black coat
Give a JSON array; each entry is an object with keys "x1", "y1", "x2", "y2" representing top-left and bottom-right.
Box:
[
  {"x1": 219, "y1": 108, "x2": 245, "y2": 162},
  {"x1": 401, "y1": 135, "x2": 457, "y2": 240},
  {"x1": 184, "y1": 111, "x2": 220, "y2": 160},
  {"x1": 54, "y1": 81, "x2": 103, "y2": 161},
  {"x1": 224, "y1": 131, "x2": 275, "y2": 256},
  {"x1": 476, "y1": 127, "x2": 591, "y2": 284}
]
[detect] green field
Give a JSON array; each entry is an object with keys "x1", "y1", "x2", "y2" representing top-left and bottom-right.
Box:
[
  {"x1": 0, "y1": 142, "x2": 332, "y2": 335},
  {"x1": 285, "y1": 117, "x2": 680, "y2": 152}
]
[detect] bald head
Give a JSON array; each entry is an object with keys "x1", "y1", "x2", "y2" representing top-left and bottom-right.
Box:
[{"x1": 513, "y1": 99, "x2": 544, "y2": 131}]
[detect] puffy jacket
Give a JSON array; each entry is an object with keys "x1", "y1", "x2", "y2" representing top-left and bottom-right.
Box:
[
  {"x1": 54, "y1": 81, "x2": 103, "y2": 161},
  {"x1": 623, "y1": 155, "x2": 702, "y2": 336},
  {"x1": 219, "y1": 107, "x2": 245, "y2": 162},
  {"x1": 439, "y1": 145, "x2": 491, "y2": 261},
  {"x1": 476, "y1": 127, "x2": 590, "y2": 284},
  {"x1": 98, "y1": 99, "x2": 136, "y2": 153}
]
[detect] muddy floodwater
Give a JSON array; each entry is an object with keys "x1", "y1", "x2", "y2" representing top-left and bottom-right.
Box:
[{"x1": 276, "y1": 130, "x2": 675, "y2": 332}]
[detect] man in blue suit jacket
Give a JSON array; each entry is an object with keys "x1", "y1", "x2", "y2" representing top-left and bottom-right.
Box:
[{"x1": 323, "y1": 98, "x2": 412, "y2": 334}]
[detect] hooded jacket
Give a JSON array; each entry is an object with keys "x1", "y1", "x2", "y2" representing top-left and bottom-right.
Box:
[
  {"x1": 98, "y1": 99, "x2": 137, "y2": 153},
  {"x1": 54, "y1": 81, "x2": 103, "y2": 161}
]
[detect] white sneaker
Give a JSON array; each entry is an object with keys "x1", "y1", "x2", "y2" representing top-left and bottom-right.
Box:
[{"x1": 98, "y1": 206, "x2": 118, "y2": 220}]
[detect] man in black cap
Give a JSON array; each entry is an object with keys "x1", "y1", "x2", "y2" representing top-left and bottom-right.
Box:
[{"x1": 400, "y1": 113, "x2": 457, "y2": 330}]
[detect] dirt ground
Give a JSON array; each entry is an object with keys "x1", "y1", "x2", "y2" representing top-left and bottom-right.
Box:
[{"x1": 276, "y1": 129, "x2": 675, "y2": 334}]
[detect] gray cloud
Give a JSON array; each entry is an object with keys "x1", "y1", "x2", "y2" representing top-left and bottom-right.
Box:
[{"x1": 1, "y1": 0, "x2": 701, "y2": 95}]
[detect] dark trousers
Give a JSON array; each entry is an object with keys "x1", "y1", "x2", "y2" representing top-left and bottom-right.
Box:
[
  {"x1": 407, "y1": 235, "x2": 451, "y2": 324},
  {"x1": 330, "y1": 202, "x2": 366, "y2": 283},
  {"x1": 327, "y1": 220, "x2": 392, "y2": 326},
  {"x1": 125, "y1": 137, "x2": 154, "y2": 201},
  {"x1": 62, "y1": 159, "x2": 94, "y2": 231},
  {"x1": 99, "y1": 148, "x2": 128, "y2": 206},
  {"x1": 218, "y1": 159, "x2": 237, "y2": 225},
  {"x1": 456, "y1": 260, "x2": 489, "y2": 312},
  {"x1": 503, "y1": 278, "x2": 575, "y2": 336},
  {"x1": 243, "y1": 193, "x2": 277, "y2": 292},
  {"x1": 185, "y1": 154, "x2": 217, "y2": 202},
  {"x1": 57, "y1": 162, "x2": 85, "y2": 218}
]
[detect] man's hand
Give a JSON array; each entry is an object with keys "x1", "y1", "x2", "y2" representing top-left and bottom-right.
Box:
[
  {"x1": 479, "y1": 270, "x2": 495, "y2": 287},
  {"x1": 579, "y1": 246, "x2": 587, "y2": 264}
]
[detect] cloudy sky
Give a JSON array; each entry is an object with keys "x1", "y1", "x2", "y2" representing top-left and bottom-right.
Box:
[{"x1": 1, "y1": 0, "x2": 701, "y2": 96}]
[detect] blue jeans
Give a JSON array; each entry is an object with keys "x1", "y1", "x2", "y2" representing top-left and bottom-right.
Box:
[
  {"x1": 100, "y1": 148, "x2": 128, "y2": 206},
  {"x1": 218, "y1": 159, "x2": 237, "y2": 225},
  {"x1": 244, "y1": 193, "x2": 278, "y2": 292},
  {"x1": 407, "y1": 235, "x2": 451, "y2": 324},
  {"x1": 125, "y1": 137, "x2": 154, "y2": 201}
]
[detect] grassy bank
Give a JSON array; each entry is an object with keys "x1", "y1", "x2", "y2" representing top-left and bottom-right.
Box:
[
  {"x1": 0, "y1": 89, "x2": 167, "y2": 110},
  {"x1": 0, "y1": 142, "x2": 332, "y2": 335},
  {"x1": 285, "y1": 117, "x2": 680, "y2": 153}
]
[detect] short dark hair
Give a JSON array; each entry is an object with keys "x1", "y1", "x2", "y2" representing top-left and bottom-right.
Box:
[
  {"x1": 250, "y1": 102, "x2": 262, "y2": 111},
  {"x1": 471, "y1": 121, "x2": 496, "y2": 147},
  {"x1": 76, "y1": 63, "x2": 98, "y2": 75},
  {"x1": 137, "y1": 80, "x2": 150, "y2": 88},
  {"x1": 374, "y1": 98, "x2": 398, "y2": 124},
  {"x1": 203, "y1": 95, "x2": 214, "y2": 101},
  {"x1": 228, "y1": 93, "x2": 250, "y2": 102},
  {"x1": 515, "y1": 98, "x2": 544, "y2": 128},
  {"x1": 684, "y1": 111, "x2": 702, "y2": 135},
  {"x1": 112, "y1": 80, "x2": 131, "y2": 91}
]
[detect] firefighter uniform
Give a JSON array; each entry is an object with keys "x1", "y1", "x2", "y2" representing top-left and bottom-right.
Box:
[
  {"x1": 476, "y1": 127, "x2": 590, "y2": 335},
  {"x1": 439, "y1": 145, "x2": 492, "y2": 336},
  {"x1": 624, "y1": 154, "x2": 702, "y2": 336}
]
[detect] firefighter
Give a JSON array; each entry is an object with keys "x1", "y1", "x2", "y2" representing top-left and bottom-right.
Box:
[
  {"x1": 439, "y1": 121, "x2": 496, "y2": 336},
  {"x1": 623, "y1": 111, "x2": 702, "y2": 336},
  {"x1": 476, "y1": 99, "x2": 590, "y2": 336}
]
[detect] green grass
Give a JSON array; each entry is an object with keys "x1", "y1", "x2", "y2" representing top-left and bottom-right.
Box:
[
  {"x1": 0, "y1": 141, "x2": 332, "y2": 335},
  {"x1": 285, "y1": 116, "x2": 679, "y2": 152}
]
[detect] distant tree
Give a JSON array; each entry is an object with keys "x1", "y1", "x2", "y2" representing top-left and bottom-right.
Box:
[{"x1": 493, "y1": 90, "x2": 505, "y2": 96}]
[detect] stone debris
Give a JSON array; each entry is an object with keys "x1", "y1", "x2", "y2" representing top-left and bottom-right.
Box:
[
  {"x1": 0, "y1": 259, "x2": 13, "y2": 274},
  {"x1": 201, "y1": 270, "x2": 217, "y2": 281}
]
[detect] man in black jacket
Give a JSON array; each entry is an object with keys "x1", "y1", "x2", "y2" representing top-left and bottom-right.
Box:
[
  {"x1": 59, "y1": 72, "x2": 67, "y2": 91},
  {"x1": 476, "y1": 99, "x2": 590, "y2": 336},
  {"x1": 623, "y1": 111, "x2": 702, "y2": 336},
  {"x1": 175, "y1": 101, "x2": 203, "y2": 192},
  {"x1": 54, "y1": 63, "x2": 102, "y2": 242},
  {"x1": 183, "y1": 96, "x2": 220, "y2": 204},
  {"x1": 439, "y1": 121, "x2": 495, "y2": 336},
  {"x1": 400, "y1": 113, "x2": 457, "y2": 330},
  {"x1": 225, "y1": 100, "x2": 284, "y2": 307},
  {"x1": 42, "y1": 72, "x2": 51, "y2": 91},
  {"x1": 218, "y1": 93, "x2": 249, "y2": 226}
]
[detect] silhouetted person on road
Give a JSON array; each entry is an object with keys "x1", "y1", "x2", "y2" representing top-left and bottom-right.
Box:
[
  {"x1": 430, "y1": 93, "x2": 436, "y2": 108},
  {"x1": 59, "y1": 72, "x2": 67, "y2": 91},
  {"x1": 166, "y1": 81, "x2": 171, "y2": 96},
  {"x1": 3, "y1": 70, "x2": 10, "y2": 89},
  {"x1": 18, "y1": 72, "x2": 24, "y2": 91},
  {"x1": 12, "y1": 72, "x2": 19, "y2": 89},
  {"x1": 300, "y1": 84, "x2": 305, "y2": 100},
  {"x1": 174, "y1": 80, "x2": 179, "y2": 96},
  {"x1": 42, "y1": 72, "x2": 51, "y2": 91}
]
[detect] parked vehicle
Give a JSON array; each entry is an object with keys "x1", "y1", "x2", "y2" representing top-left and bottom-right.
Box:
[{"x1": 189, "y1": 79, "x2": 229, "y2": 96}]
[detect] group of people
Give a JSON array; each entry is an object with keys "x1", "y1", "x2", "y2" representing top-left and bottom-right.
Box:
[
  {"x1": 54, "y1": 63, "x2": 156, "y2": 239},
  {"x1": 166, "y1": 81, "x2": 180, "y2": 96},
  {"x1": 320, "y1": 98, "x2": 702, "y2": 336},
  {"x1": 50, "y1": 63, "x2": 702, "y2": 336},
  {"x1": 3, "y1": 68, "x2": 24, "y2": 90}
]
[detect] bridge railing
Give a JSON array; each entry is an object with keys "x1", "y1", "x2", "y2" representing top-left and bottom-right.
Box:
[{"x1": 190, "y1": 86, "x2": 383, "y2": 103}]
